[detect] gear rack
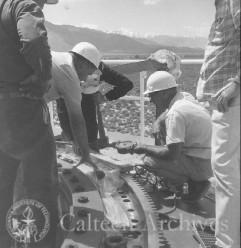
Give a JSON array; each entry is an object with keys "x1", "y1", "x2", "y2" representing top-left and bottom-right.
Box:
[{"x1": 56, "y1": 143, "x2": 217, "y2": 248}]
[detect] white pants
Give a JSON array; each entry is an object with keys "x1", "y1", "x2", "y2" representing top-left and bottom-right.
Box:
[{"x1": 210, "y1": 96, "x2": 240, "y2": 248}]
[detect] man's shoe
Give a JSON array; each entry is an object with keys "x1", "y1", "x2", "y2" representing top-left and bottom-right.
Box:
[{"x1": 182, "y1": 180, "x2": 211, "y2": 202}]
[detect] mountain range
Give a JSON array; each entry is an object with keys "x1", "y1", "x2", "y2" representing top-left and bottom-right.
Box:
[{"x1": 45, "y1": 22, "x2": 206, "y2": 57}]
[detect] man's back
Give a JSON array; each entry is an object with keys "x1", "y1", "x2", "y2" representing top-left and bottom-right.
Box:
[
  {"x1": 44, "y1": 51, "x2": 82, "y2": 103},
  {"x1": 166, "y1": 92, "x2": 212, "y2": 159}
]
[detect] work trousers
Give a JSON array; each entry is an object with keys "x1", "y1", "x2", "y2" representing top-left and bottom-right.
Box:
[
  {"x1": 81, "y1": 93, "x2": 98, "y2": 144},
  {"x1": 0, "y1": 98, "x2": 58, "y2": 248},
  {"x1": 210, "y1": 96, "x2": 240, "y2": 248},
  {"x1": 144, "y1": 153, "x2": 213, "y2": 185}
]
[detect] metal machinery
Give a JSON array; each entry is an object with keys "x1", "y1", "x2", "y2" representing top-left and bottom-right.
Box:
[{"x1": 55, "y1": 141, "x2": 216, "y2": 248}]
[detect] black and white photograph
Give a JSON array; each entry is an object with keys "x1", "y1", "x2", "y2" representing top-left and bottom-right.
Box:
[{"x1": 0, "y1": 0, "x2": 240, "y2": 247}]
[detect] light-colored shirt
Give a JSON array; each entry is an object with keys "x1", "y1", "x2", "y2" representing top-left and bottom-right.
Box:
[
  {"x1": 196, "y1": 0, "x2": 240, "y2": 101},
  {"x1": 44, "y1": 52, "x2": 82, "y2": 104},
  {"x1": 166, "y1": 91, "x2": 212, "y2": 159}
]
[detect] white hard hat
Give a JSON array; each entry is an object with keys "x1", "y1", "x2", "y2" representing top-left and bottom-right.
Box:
[
  {"x1": 71, "y1": 42, "x2": 101, "y2": 69},
  {"x1": 148, "y1": 49, "x2": 182, "y2": 80},
  {"x1": 46, "y1": 0, "x2": 58, "y2": 4},
  {"x1": 144, "y1": 71, "x2": 178, "y2": 96}
]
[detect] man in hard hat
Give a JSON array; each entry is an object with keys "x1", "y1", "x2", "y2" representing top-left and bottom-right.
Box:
[
  {"x1": 56, "y1": 60, "x2": 134, "y2": 152},
  {"x1": 133, "y1": 71, "x2": 213, "y2": 202},
  {"x1": 21, "y1": 41, "x2": 102, "y2": 164},
  {"x1": 112, "y1": 49, "x2": 195, "y2": 145},
  {"x1": 0, "y1": 0, "x2": 58, "y2": 247}
]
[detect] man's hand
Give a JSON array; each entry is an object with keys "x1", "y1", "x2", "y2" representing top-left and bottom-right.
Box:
[
  {"x1": 19, "y1": 74, "x2": 50, "y2": 99},
  {"x1": 77, "y1": 155, "x2": 105, "y2": 180},
  {"x1": 133, "y1": 143, "x2": 148, "y2": 154},
  {"x1": 213, "y1": 80, "x2": 240, "y2": 112}
]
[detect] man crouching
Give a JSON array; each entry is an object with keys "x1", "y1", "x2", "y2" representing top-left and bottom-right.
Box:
[{"x1": 133, "y1": 71, "x2": 213, "y2": 202}]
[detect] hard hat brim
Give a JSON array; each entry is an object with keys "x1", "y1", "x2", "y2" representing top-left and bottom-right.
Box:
[
  {"x1": 81, "y1": 85, "x2": 100, "y2": 94},
  {"x1": 143, "y1": 84, "x2": 178, "y2": 96}
]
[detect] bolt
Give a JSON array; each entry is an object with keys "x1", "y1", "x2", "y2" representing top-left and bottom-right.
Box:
[
  {"x1": 65, "y1": 244, "x2": 78, "y2": 248},
  {"x1": 78, "y1": 209, "x2": 89, "y2": 217},
  {"x1": 104, "y1": 235, "x2": 127, "y2": 248},
  {"x1": 78, "y1": 196, "x2": 89, "y2": 203}
]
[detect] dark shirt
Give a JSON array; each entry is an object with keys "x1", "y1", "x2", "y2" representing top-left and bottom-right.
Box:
[
  {"x1": 99, "y1": 62, "x2": 133, "y2": 101},
  {"x1": 0, "y1": 0, "x2": 52, "y2": 83},
  {"x1": 56, "y1": 61, "x2": 133, "y2": 140}
]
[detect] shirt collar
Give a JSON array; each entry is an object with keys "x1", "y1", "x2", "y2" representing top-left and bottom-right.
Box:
[{"x1": 167, "y1": 91, "x2": 183, "y2": 110}]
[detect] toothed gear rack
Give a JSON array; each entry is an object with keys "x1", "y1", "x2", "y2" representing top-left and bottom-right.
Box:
[{"x1": 56, "y1": 143, "x2": 217, "y2": 248}]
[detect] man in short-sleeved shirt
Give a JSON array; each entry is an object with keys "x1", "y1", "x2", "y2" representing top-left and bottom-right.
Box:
[
  {"x1": 55, "y1": 60, "x2": 134, "y2": 152},
  {"x1": 165, "y1": 92, "x2": 211, "y2": 160},
  {"x1": 132, "y1": 71, "x2": 213, "y2": 202},
  {"x1": 45, "y1": 43, "x2": 102, "y2": 164},
  {"x1": 45, "y1": 51, "x2": 83, "y2": 104}
]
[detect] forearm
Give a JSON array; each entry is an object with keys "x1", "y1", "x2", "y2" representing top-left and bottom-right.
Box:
[
  {"x1": 70, "y1": 116, "x2": 90, "y2": 158},
  {"x1": 100, "y1": 62, "x2": 133, "y2": 100},
  {"x1": 105, "y1": 82, "x2": 133, "y2": 100},
  {"x1": 142, "y1": 145, "x2": 173, "y2": 160},
  {"x1": 111, "y1": 60, "x2": 148, "y2": 74}
]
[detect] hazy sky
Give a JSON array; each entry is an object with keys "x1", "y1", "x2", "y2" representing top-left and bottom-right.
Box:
[{"x1": 44, "y1": 0, "x2": 216, "y2": 37}]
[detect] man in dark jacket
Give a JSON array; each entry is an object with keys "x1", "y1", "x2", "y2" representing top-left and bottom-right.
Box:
[
  {"x1": 0, "y1": 0, "x2": 58, "y2": 247},
  {"x1": 56, "y1": 61, "x2": 133, "y2": 152}
]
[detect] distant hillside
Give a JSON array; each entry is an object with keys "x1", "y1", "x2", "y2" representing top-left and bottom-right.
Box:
[
  {"x1": 144, "y1": 35, "x2": 208, "y2": 49},
  {"x1": 45, "y1": 22, "x2": 204, "y2": 57}
]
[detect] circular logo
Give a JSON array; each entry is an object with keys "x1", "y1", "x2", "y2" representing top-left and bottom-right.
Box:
[{"x1": 6, "y1": 199, "x2": 50, "y2": 245}]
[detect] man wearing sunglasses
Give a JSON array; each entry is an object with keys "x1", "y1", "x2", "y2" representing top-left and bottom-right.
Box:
[
  {"x1": 0, "y1": 0, "x2": 58, "y2": 247},
  {"x1": 132, "y1": 71, "x2": 213, "y2": 202}
]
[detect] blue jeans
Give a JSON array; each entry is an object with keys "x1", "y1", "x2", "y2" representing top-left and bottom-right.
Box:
[{"x1": 0, "y1": 98, "x2": 58, "y2": 248}]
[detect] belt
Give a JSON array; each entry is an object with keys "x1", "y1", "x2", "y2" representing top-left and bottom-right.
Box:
[{"x1": 0, "y1": 91, "x2": 23, "y2": 99}]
